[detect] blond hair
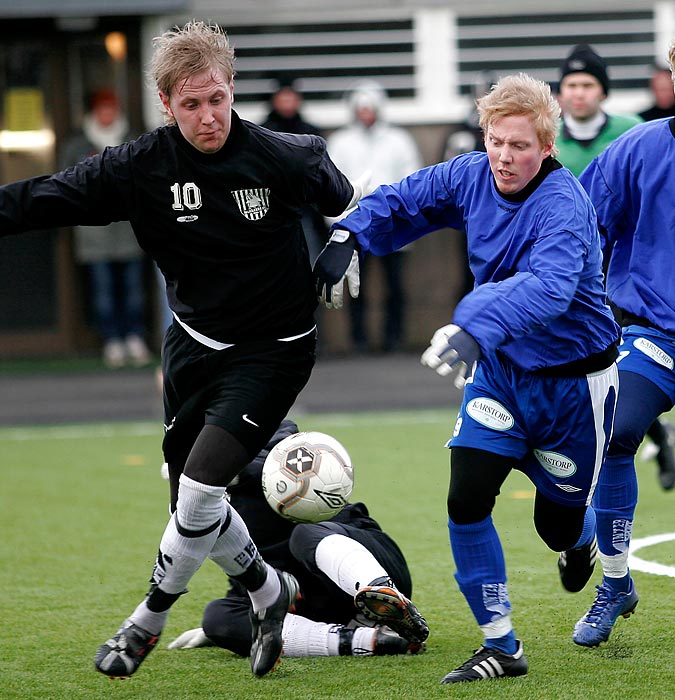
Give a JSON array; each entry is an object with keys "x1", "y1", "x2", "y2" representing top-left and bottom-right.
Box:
[
  {"x1": 150, "y1": 20, "x2": 235, "y2": 124},
  {"x1": 477, "y1": 73, "x2": 561, "y2": 157},
  {"x1": 668, "y1": 39, "x2": 675, "y2": 82}
]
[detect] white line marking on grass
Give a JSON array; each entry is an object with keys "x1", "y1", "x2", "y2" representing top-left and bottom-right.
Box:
[
  {"x1": 0, "y1": 410, "x2": 456, "y2": 442},
  {"x1": 628, "y1": 532, "x2": 675, "y2": 578},
  {"x1": 0, "y1": 422, "x2": 160, "y2": 441},
  {"x1": 290, "y1": 409, "x2": 456, "y2": 428}
]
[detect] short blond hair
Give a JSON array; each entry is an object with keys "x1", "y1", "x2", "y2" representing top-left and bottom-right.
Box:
[
  {"x1": 477, "y1": 73, "x2": 561, "y2": 157},
  {"x1": 668, "y1": 39, "x2": 675, "y2": 82},
  {"x1": 150, "y1": 20, "x2": 235, "y2": 123}
]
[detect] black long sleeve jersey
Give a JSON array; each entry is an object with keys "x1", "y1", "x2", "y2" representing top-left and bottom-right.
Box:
[{"x1": 0, "y1": 112, "x2": 353, "y2": 343}]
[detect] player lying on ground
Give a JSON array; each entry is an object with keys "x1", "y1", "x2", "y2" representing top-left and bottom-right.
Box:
[{"x1": 167, "y1": 419, "x2": 429, "y2": 657}]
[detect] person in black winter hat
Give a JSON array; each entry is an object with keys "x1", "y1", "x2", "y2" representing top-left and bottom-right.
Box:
[
  {"x1": 555, "y1": 43, "x2": 641, "y2": 177},
  {"x1": 262, "y1": 77, "x2": 321, "y2": 136},
  {"x1": 560, "y1": 44, "x2": 610, "y2": 97}
]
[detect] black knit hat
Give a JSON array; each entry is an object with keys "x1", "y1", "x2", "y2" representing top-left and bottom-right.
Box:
[{"x1": 560, "y1": 44, "x2": 610, "y2": 96}]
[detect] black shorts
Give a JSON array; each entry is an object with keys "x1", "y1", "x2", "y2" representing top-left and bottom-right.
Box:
[{"x1": 161, "y1": 323, "x2": 316, "y2": 464}]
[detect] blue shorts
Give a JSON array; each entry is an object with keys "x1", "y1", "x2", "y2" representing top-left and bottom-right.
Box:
[
  {"x1": 617, "y1": 325, "x2": 675, "y2": 403},
  {"x1": 449, "y1": 353, "x2": 618, "y2": 507}
]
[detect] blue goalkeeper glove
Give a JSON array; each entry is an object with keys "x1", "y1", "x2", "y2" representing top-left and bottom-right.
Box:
[
  {"x1": 421, "y1": 324, "x2": 481, "y2": 388},
  {"x1": 313, "y1": 229, "x2": 360, "y2": 309}
]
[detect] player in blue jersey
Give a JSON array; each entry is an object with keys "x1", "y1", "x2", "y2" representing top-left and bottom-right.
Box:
[
  {"x1": 572, "y1": 40, "x2": 675, "y2": 648},
  {"x1": 314, "y1": 73, "x2": 620, "y2": 684}
]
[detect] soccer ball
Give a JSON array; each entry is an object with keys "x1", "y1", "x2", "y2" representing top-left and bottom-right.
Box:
[{"x1": 261, "y1": 431, "x2": 354, "y2": 523}]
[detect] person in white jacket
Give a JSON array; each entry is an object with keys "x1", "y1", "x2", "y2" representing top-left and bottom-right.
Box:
[{"x1": 327, "y1": 80, "x2": 422, "y2": 353}]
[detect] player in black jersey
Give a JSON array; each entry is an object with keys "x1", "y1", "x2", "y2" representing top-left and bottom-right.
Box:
[{"x1": 0, "y1": 21, "x2": 361, "y2": 679}]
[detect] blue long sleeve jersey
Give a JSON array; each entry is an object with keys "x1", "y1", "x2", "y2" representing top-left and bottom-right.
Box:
[
  {"x1": 336, "y1": 152, "x2": 619, "y2": 372},
  {"x1": 579, "y1": 117, "x2": 675, "y2": 334}
]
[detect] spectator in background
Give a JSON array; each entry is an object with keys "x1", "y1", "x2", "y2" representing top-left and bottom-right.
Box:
[
  {"x1": 262, "y1": 79, "x2": 328, "y2": 264},
  {"x1": 556, "y1": 44, "x2": 642, "y2": 177},
  {"x1": 327, "y1": 80, "x2": 422, "y2": 353},
  {"x1": 555, "y1": 45, "x2": 675, "y2": 489},
  {"x1": 442, "y1": 72, "x2": 495, "y2": 163},
  {"x1": 261, "y1": 77, "x2": 320, "y2": 136},
  {"x1": 61, "y1": 89, "x2": 151, "y2": 369},
  {"x1": 639, "y1": 64, "x2": 675, "y2": 121}
]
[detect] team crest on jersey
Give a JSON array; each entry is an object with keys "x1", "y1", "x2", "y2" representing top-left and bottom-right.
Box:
[{"x1": 232, "y1": 188, "x2": 270, "y2": 221}]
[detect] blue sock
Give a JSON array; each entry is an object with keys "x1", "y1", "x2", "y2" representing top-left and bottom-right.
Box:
[
  {"x1": 486, "y1": 630, "x2": 517, "y2": 655},
  {"x1": 602, "y1": 572, "x2": 631, "y2": 593},
  {"x1": 448, "y1": 515, "x2": 514, "y2": 644},
  {"x1": 593, "y1": 453, "x2": 637, "y2": 556},
  {"x1": 571, "y1": 506, "x2": 596, "y2": 549}
]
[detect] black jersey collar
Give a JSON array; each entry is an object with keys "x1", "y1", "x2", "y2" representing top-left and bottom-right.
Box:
[{"x1": 170, "y1": 110, "x2": 248, "y2": 163}]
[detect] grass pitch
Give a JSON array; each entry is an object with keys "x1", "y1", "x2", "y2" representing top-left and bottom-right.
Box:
[{"x1": 2, "y1": 409, "x2": 674, "y2": 700}]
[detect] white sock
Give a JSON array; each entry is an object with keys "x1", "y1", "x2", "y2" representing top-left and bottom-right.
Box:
[
  {"x1": 280, "y1": 616, "x2": 381, "y2": 657},
  {"x1": 314, "y1": 533, "x2": 388, "y2": 594},
  {"x1": 127, "y1": 599, "x2": 169, "y2": 636},
  {"x1": 281, "y1": 614, "x2": 343, "y2": 657},
  {"x1": 247, "y1": 565, "x2": 281, "y2": 613},
  {"x1": 351, "y1": 626, "x2": 378, "y2": 656},
  {"x1": 480, "y1": 614, "x2": 513, "y2": 639},
  {"x1": 208, "y1": 503, "x2": 260, "y2": 576},
  {"x1": 177, "y1": 473, "x2": 227, "y2": 528},
  {"x1": 155, "y1": 474, "x2": 225, "y2": 594},
  {"x1": 599, "y1": 549, "x2": 630, "y2": 578}
]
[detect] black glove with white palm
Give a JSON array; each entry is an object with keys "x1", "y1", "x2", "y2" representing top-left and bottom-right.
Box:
[
  {"x1": 421, "y1": 323, "x2": 481, "y2": 388},
  {"x1": 314, "y1": 169, "x2": 373, "y2": 309},
  {"x1": 313, "y1": 228, "x2": 360, "y2": 309}
]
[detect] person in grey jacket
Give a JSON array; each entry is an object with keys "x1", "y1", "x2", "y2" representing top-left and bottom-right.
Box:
[{"x1": 61, "y1": 88, "x2": 151, "y2": 368}]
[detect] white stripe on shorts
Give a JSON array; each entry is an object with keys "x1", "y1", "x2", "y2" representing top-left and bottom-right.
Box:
[{"x1": 585, "y1": 363, "x2": 619, "y2": 505}]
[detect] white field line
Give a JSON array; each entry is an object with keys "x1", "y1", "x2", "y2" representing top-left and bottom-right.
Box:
[
  {"x1": 0, "y1": 410, "x2": 455, "y2": 442},
  {"x1": 629, "y1": 532, "x2": 675, "y2": 579}
]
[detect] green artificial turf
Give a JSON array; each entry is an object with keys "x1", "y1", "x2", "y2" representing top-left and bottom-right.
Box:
[{"x1": 2, "y1": 410, "x2": 674, "y2": 700}]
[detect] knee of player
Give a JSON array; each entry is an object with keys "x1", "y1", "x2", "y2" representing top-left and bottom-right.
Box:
[
  {"x1": 446, "y1": 493, "x2": 494, "y2": 524},
  {"x1": 202, "y1": 600, "x2": 251, "y2": 656},
  {"x1": 535, "y1": 525, "x2": 579, "y2": 552},
  {"x1": 288, "y1": 521, "x2": 335, "y2": 562},
  {"x1": 606, "y1": 424, "x2": 644, "y2": 458},
  {"x1": 534, "y1": 514, "x2": 583, "y2": 552}
]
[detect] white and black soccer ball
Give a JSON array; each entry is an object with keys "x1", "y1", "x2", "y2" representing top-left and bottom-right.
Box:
[{"x1": 261, "y1": 431, "x2": 354, "y2": 523}]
